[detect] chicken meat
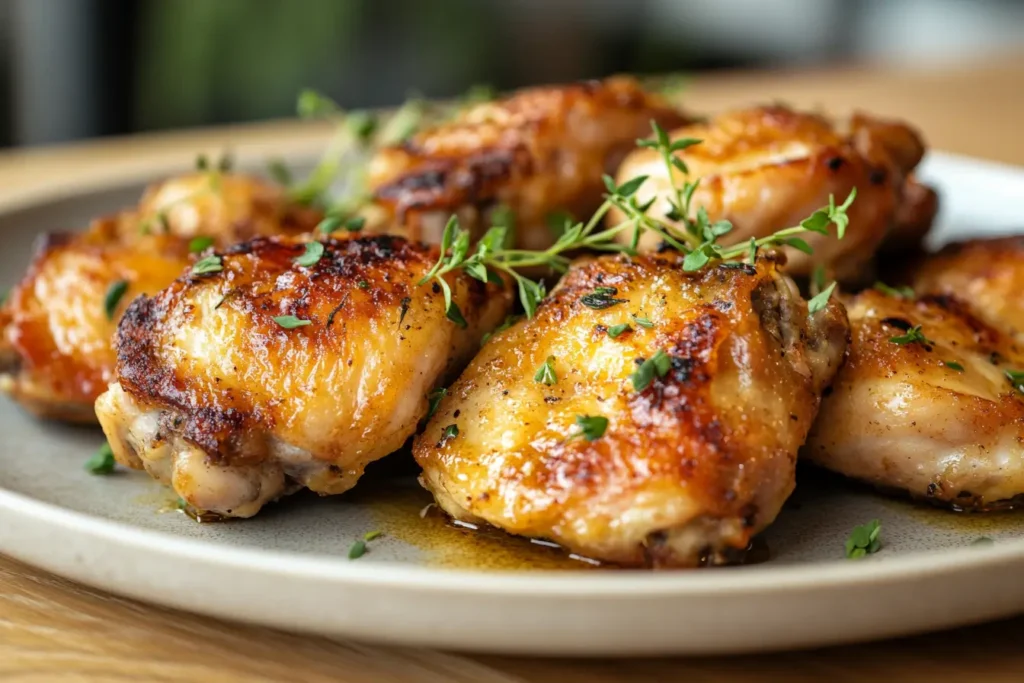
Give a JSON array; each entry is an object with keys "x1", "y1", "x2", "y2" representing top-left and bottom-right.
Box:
[
  {"x1": 0, "y1": 173, "x2": 321, "y2": 422},
  {"x1": 365, "y1": 76, "x2": 688, "y2": 250},
  {"x1": 95, "y1": 234, "x2": 511, "y2": 517},
  {"x1": 414, "y1": 253, "x2": 849, "y2": 567},
  {"x1": 805, "y1": 289, "x2": 1024, "y2": 510},
  {"x1": 610, "y1": 105, "x2": 933, "y2": 278}
]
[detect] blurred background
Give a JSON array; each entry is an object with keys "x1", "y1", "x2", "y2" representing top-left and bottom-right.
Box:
[{"x1": 0, "y1": 0, "x2": 1022, "y2": 148}]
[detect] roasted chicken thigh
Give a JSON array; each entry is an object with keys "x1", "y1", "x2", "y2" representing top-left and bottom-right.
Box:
[
  {"x1": 366, "y1": 76, "x2": 687, "y2": 249},
  {"x1": 0, "y1": 173, "x2": 319, "y2": 422},
  {"x1": 610, "y1": 106, "x2": 933, "y2": 278},
  {"x1": 414, "y1": 254, "x2": 849, "y2": 567},
  {"x1": 805, "y1": 289, "x2": 1024, "y2": 510},
  {"x1": 96, "y1": 235, "x2": 511, "y2": 517}
]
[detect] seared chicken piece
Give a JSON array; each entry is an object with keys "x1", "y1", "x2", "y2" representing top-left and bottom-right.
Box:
[
  {"x1": 805, "y1": 290, "x2": 1024, "y2": 510},
  {"x1": 0, "y1": 173, "x2": 321, "y2": 423},
  {"x1": 366, "y1": 76, "x2": 688, "y2": 250},
  {"x1": 911, "y1": 237, "x2": 1024, "y2": 341},
  {"x1": 96, "y1": 235, "x2": 511, "y2": 518},
  {"x1": 610, "y1": 105, "x2": 931, "y2": 278},
  {"x1": 414, "y1": 254, "x2": 849, "y2": 567}
]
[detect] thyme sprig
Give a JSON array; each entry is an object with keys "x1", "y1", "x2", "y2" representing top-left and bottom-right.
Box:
[{"x1": 419, "y1": 120, "x2": 858, "y2": 323}]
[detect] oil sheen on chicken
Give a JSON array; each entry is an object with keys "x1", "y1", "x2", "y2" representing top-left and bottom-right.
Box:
[
  {"x1": 805, "y1": 290, "x2": 1024, "y2": 510},
  {"x1": 414, "y1": 254, "x2": 849, "y2": 567},
  {"x1": 610, "y1": 105, "x2": 934, "y2": 278},
  {"x1": 95, "y1": 234, "x2": 511, "y2": 517},
  {"x1": 0, "y1": 173, "x2": 320, "y2": 422},
  {"x1": 366, "y1": 76, "x2": 688, "y2": 250}
]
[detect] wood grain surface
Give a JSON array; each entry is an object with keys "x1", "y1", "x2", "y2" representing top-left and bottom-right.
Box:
[{"x1": 1, "y1": 54, "x2": 1023, "y2": 682}]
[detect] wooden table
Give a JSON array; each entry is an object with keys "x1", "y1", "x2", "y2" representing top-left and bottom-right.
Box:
[{"x1": 2, "y1": 55, "x2": 1023, "y2": 682}]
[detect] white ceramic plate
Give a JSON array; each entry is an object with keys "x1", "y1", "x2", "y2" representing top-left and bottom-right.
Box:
[{"x1": 1, "y1": 152, "x2": 1023, "y2": 656}]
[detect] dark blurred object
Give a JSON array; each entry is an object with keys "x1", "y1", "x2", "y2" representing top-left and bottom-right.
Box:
[{"x1": 2, "y1": 0, "x2": 1023, "y2": 147}]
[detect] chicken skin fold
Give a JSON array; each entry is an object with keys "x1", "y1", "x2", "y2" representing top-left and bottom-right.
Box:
[
  {"x1": 805, "y1": 290, "x2": 1024, "y2": 510},
  {"x1": 414, "y1": 254, "x2": 849, "y2": 567},
  {"x1": 96, "y1": 234, "x2": 511, "y2": 518},
  {"x1": 610, "y1": 105, "x2": 933, "y2": 278},
  {"x1": 0, "y1": 173, "x2": 320, "y2": 423},
  {"x1": 366, "y1": 76, "x2": 688, "y2": 250}
]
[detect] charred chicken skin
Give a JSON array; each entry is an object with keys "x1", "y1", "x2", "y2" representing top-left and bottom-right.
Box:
[
  {"x1": 610, "y1": 105, "x2": 933, "y2": 278},
  {"x1": 414, "y1": 254, "x2": 848, "y2": 567},
  {"x1": 805, "y1": 290, "x2": 1024, "y2": 510},
  {"x1": 0, "y1": 173, "x2": 320, "y2": 423},
  {"x1": 366, "y1": 76, "x2": 688, "y2": 250},
  {"x1": 95, "y1": 235, "x2": 511, "y2": 518}
]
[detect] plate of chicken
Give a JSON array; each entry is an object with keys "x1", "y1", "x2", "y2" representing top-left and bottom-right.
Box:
[{"x1": 1, "y1": 76, "x2": 1023, "y2": 655}]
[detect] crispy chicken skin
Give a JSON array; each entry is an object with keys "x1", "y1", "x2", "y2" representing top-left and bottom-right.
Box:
[
  {"x1": 0, "y1": 173, "x2": 321, "y2": 423},
  {"x1": 414, "y1": 254, "x2": 849, "y2": 567},
  {"x1": 805, "y1": 290, "x2": 1024, "y2": 510},
  {"x1": 95, "y1": 235, "x2": 511, "y2": 517},
  {"x1": 911, "y1": 237, "x2": 1024, "y2": 341},
  {"x1": 611, "y1": 106, "x2": 931, "y2": 278},
  {"x1": 366, "y1": 76, "x2": 688, "y2": 250}
]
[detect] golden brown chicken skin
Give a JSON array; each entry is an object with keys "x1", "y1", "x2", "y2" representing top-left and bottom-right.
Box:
[
  {"x1": 0, "y1": 173, "x2": 322, "y2": 423},
  {"x1": 805, "y1": 290, "x2": 1024, "y2": 510},
  {"x1": 366, "y1": 76, "x2": 688, "y2": 250},
  {"x1": 611, "y1": 106, "x2": 932, "y2": 278},
  {"x1": 414, "y1": 254, "x2": 849, "y2": 567},
  {"x1": 911, "y1": 237, "x2": 1024, "y2": 341},
  {"x1": 95, "y1": 234, "x2": 511, "y2": 518}
]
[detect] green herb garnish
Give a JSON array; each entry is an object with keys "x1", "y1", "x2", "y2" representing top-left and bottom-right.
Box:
[
  {"x1": 188, "y1": 236, "x2": 214, "y2": 253},
  {"x1": 103, "y1": 280, "x2": 129, "y2": 320},
  {"x1": 294, "y1": 241, "x2": 325, "y2": 267},
  {"x1": 426, "y1": 387, "x2": 446, "y2": 419},
  {"x1": 631, "y1": 349, "x2": 671, "y2": 392},
  {"x1": 631, "y1": 314, "x2": 654, "y2": 329},
  {"x1": 348, "y1": 540, "x2": 367, "y2": 560},
  {"x1": 534, "y1": 356, "x2": 557, "y2": 386},
  {"x1": 191, "y1": 255, "x2": 223, "y2": 275},
  {"x1": 364, "y1": 530, "x2": 384, "y2": 542},
  {"x1": 1005, "y1": 369, "x2": 1024, "y2": 393},
  {"x1": 273, "y1": 315, "x2": 312, "y2": 329},
  {"x1": 85, "y1": 443, "x2": 116, "y2": 475},
  {"x1": 439, "y1": 424, "x2": 459, "y2": 444},
  {"x1": 573, "y1": 415, "x2": 609, "y2": 442},
  {"x1": 580, "y1": 287, "x2": 628, "y2": 310},
  {"x1": 889, "y1": 325, "x2": 932, "y2": 347},
  {"x1": 807, "y1": 281, "x2": 837, "y2": 315},
  {"x1": 972, "y1": 536, "x2": 994, "y2": 546},
  {"x1": 845, "y1": 520, "x2": 882, "y2": 559},
  {"x1": 875, "y1": 281, "x2": 914, "y2": 298},
  {"x1": 607, "y1": 323, "x2": 632, "y2": 339},
  {"x1": 944, "y1": 361, "x2": 965, "y2": 372}
]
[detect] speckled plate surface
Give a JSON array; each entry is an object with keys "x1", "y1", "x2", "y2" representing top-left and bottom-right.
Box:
[{"x1": 1, "y1": 152, "x2": 1024, "y2": 656}]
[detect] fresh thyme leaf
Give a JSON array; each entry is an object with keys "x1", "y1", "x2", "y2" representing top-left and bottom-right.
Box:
[
  {"x1": 874, "y1": 281, "x2": 914, "y2": 298},
  {"x1": 316, "y1": 215, "x2": 343, "y2": 235},
  {"x1": 631, "y1": 314, "x2": 654, "y2": 329},
  {"x1": 294, "y1": 241, "x2": 325, "y2": 267},
  {"x1": 464, "y1": 83, "x2": 497, "y2": 104},
  {"x1": 889, "y1": 325, "x2": 932, "y2": 347},
  {"x1": 607, "y1": 323, "x2": 632, "y2": 339},
  {"x1": 189, "y1": 236, "x2": 214, "y2": 253},
  {"x1": 195, "y1": 153, "x2": 209, "y2": 171},
  {"x1": 1005, "y1": 369, "x2": 1024, "y2": 393},
  {"x1": 631, "y1": 349, "x2": 671, "y2": 392},
  {"x1": 326, "y1": 294, "x2": 348, "y2": 327},
  {"x1": 534, "y1": 356, "x2": 557, "y2": 385},
  {"x1": 439, "y1": 423, "x2": 459, "y2": 445},
  {"x1": 811, "y1": 265, "x2": 827, "y2": 296},
  {"x1": 972, "y1": 536, "x2": 995, "y2": 546},
  {"x1": 574, "y1": 415, "x2": 608, "y2": 442},
  {"x1": 345, "y1": 110, "x2": 378, "y2": 142},
  {"x1": 782, "y1": 236, "x2": 813, "y2": 254},
  {"x1": 845, "y1": 519, "x2": 882, "y2": 559},
  {"x1": 103, "y1": 280, "x2": 129, "y2": 320},
  {"x1": 944, "y1": 361, "x2": 965, "y2": 372},
  {"x1": 807, "y1": 282, "x2": 837, "y2": 315},
  {"x1": 191, "y1": 255, "x2": 223, "y2": 275},
  {"x1": 345, "y1": 216, "x2": 366, "y2": 233},
  {"x1": 357, "y1": 280, "x2": 370, "y2": 290},
  {"x1": 348, "y1": 540, "x2": 367, "y2": 560},
  {"x1": 364, "y1": 530, "x2": 384, "y2": 542},
  {"x1": 379, "y1": 97, "x2": 425, "y2": 144},
  {"x1": 297, "y1": 88, "x2": 340, "y2": 118},
  {"x1": 273, "y1": 315, "x2": 312, "y2": 329},
  {"x1": 85, "y1": 443, "x2": 116, "y2": 475},
  {"x1": 614, "y1": 174, "x2": 649, "y2": 198},
  {"x1": 426, "y1": 387, "x2": 447, "y2": 419},
  {"x1": 580, "y1": 287, "x2": 628, "y2": 310},
  {"x1": 517, "y1": 278, "x2": 545, "y2": 319},
  {"x1": 546, "y1": 210, "x2": 573, "y2": 239}
]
